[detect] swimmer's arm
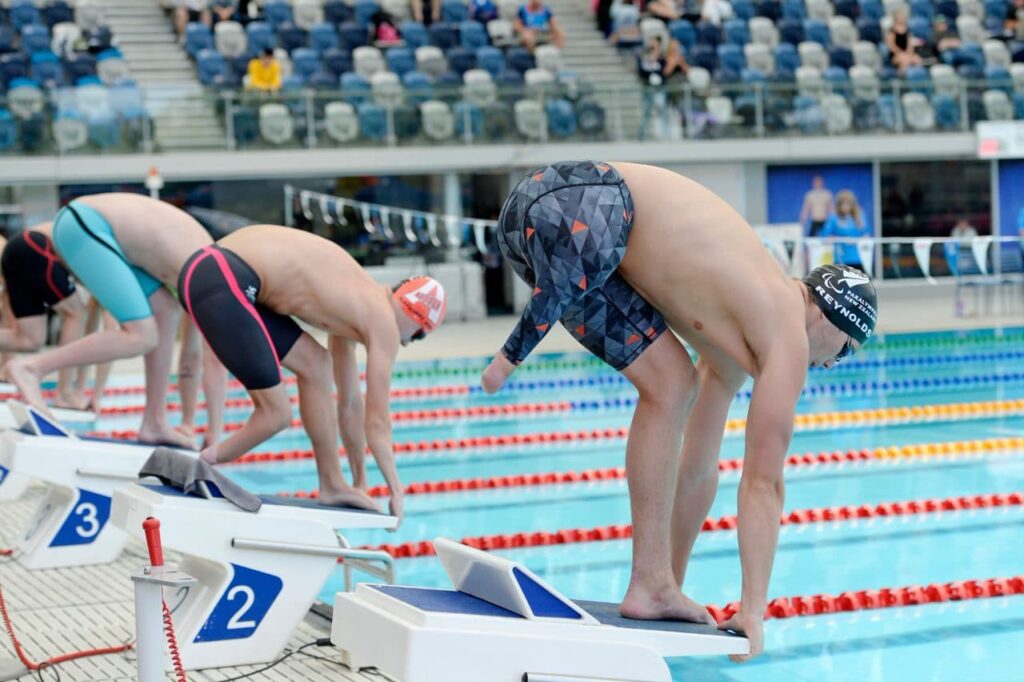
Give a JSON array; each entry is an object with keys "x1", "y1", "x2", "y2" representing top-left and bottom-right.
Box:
[
  {"x1": 682, "y1": 361, "x2": 746, "y2": 467},
  {"x1": 363, "y1": 327, "x2": 404, "y2": 519},
  {"x1": 735, "y1": 348, "x2": 804, "y2": 646},
  {"x1": 330, "y1": 335, "x2": 368, "y2": 489}
]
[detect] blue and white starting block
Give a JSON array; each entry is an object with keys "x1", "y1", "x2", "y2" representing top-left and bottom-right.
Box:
[
  {"x1": 333, "y1": 537, "x2": 749, "y2": 682},
  {"x1": 111, "y1": 482, "x2": 398, "y2": 671},
  {"x1": 0, "y1": 401, "x2": 179, "y2": 569}
]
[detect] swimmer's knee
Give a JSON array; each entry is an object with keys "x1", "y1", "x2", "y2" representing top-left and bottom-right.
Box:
[
  {"x1": 123, "y1": 318, "x2": 160, "y2": 354},
  {"x1": 252, "y1": 388, "x2": 292, "y2": 431}
]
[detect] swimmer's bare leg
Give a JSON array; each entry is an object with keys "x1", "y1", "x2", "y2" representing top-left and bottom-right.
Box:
[
  {"x1": 51, "y1": 297, "x2": 90, "y2": 410},
  {"x1": 282, "y1": 333, "x2": 378, "y2": 511},
  {"x1": 136, "y1": 289, "x2": 194, "y2": 449},
  {"x1": 84, "y1": 310, "x2": 117, "y2": 412},
  {"x1": 200, "y1": 383, "x2": 290, "y2": 464},
  {"x1": 199, "y1": 338, "x2": 227, "y2": 448},
  {"x1": 617, "y1": 334, "x2": 713, "y2": 625},
  {"x1": 175, "y1": 315, "x2": 201, "y2": 439}
]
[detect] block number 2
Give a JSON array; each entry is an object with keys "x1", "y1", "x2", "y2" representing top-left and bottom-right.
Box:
[{"x1": 225, "y1": 585, "x2": 257, "y2": 630}]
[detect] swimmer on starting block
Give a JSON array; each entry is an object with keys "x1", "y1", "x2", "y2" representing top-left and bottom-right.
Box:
[
  {"x1": 6, "y1": 194, "x2": 227, "y2": 449},
  {"x1": 482, "y1": 162, "x2": 878, "y2": 660},
  {"x1": 177, "y1": 225, "x2": 447, "y2": 521},
  {"x1": 0, "y1": 223, "x2": 92, "y2": 409}
]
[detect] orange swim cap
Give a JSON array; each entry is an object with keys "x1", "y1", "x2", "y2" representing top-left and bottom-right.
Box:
[{"x1": 393, "y1": 276, "x2": 447, "y2": 332}]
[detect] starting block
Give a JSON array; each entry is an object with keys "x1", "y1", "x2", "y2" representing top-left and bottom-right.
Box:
[
  {"x1": 111, "y1": 482, "x2": 398, "y2": 670},
  {"x1": 0, "y1": 401, "x2": 181, "y2": 569},
  {"x1": 333, "y1": 538, "x2": 749, "y2": 682}
]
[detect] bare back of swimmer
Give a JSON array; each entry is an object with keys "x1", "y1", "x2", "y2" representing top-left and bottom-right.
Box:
[
  {"x1": 482, "y1": 161, "x2": 877, "y2": 661},
  {"x1": 181, "y1": 226, "x2": 447, "y2": 520}
]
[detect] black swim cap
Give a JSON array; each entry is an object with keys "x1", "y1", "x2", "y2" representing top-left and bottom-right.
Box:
[{"x1": 802, "y1": 265, "x2": 877, "y2": 345}]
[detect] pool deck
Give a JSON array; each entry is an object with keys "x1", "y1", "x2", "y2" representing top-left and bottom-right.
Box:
[{"x1": 0, "y1": 488, "x2": 383, "y2": 682}]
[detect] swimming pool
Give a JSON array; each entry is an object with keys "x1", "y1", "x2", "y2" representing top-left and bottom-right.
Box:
[{"x1": 87, "y1": 328, "x2": 1024, "y2": 680}]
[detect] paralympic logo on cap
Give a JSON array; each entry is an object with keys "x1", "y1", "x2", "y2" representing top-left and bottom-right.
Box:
[{"x1": 823, "y1": 269, "x2": 869, "y2": 294}]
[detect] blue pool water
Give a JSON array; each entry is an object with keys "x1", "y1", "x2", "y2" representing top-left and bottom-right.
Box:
[{"x1": 89, "y1": 328, "x2": 1024, "y2": 680}]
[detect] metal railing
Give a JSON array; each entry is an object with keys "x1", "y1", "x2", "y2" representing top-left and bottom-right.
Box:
[{"x1": 0, "y1": 75, "x2": 1011, "y2": 155}]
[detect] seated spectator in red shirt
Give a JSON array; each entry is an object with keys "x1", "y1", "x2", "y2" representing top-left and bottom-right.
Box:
[{"x1": 515, "y1": 0, "x2": 565, "y2": 50}]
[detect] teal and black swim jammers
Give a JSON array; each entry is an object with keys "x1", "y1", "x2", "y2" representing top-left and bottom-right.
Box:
[
  {"x1": 178, "y1": 245, "x2": 302, "y2": 390},
  {"x1": 52, "y1": 202, "x2": 162, "y2": 323},
  {"x1": 0, "y1": 231, "x2": 76, "y2": 318},
  {"x1": 496, "y1": 161, "x2": 667, "y2": 371}
]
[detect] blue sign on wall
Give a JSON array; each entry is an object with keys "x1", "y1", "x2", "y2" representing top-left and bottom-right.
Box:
[
  {"x1": 48, "y1": 488, "x2": 111, "y2": 547},
  {"x1": 0, "y1": 465, "x2": 8, "y2": 485},
  {"x1": 998, "y1": 160, "x2": 1024, "y2": 237},
  {"x1": 194, "y1": 564, "x2": 283, "y2": 643}
]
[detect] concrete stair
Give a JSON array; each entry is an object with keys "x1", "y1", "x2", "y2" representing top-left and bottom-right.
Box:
[
  {"x1": 544, "y1": 0, "x2": 645, "y2": 138},
  {"x1": 100, "y1": 0, "x2": 226, "y2": 149}
]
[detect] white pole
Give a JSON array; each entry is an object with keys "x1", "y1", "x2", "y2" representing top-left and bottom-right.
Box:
[{"x1": 133, "y1": 578, "x2": 166, "y2": 682}]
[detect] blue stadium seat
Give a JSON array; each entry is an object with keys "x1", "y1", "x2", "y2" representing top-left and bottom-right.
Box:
[
  {"x1": 778, "y1": 18, "x2": 805, "y2": 45},
  {"x1": 340, "y1": 72, "x2": 371, "y2": 104},
  {"x1": 732, "y1": 0, "x2": 756, "y2": 20},
  {"x1": 932, "y1": 93, "x2": 960, "y2": 128},
  {"x1": 909, "y1": 17, "x2": 932, "y2": 43},
  {"x1": 354, "y1": 0, "x2": 381, "y2": 27},
  {"x1": 310, "y1": 22, "x2": 340, "y2": 52},
  {"x1": 774, "y1": 43, "x2": 800, "y2": 72},
  {"x1": 985, "y1": 64, "x2": 1013, "y2": 92},
  {"x1": 324, "y1": 0, "x2": 353, "y2": 24},
  {"x1": 339, "y1": 22, "x2": 370, "y2": 49},
  {"x1": 291, "y1": 47, "x2": 321, "y2": 81},
  {"x1": 877, "y1": 93, "x2": 898, "y2": 128},
  {"x1": 1013, "y1": 92, "x2": 1024, "y2": 119},
  {"x1": 197, "y1": 49, "x2": 228, "y2": 85},
  {"x1": 834, "y1": 0, "x2": 857, "y2": 18},
  {"x1": 400, "y1": 21, "x2": 429, "y2": 48},
  {"x1": 0, "y1": 54, "x2": 28, "y2": 87},
  {"x1": 856, "y1": 18, "x2": 881, "y2": 44},
  {"x1": 697, "y1": 21, "x2": 721, "y2": 47},
  {"x1": 44, "y1": 1, "x2": 73, "y2": 28},
  {"x1": 829, "y1": 46, "x2": 853, "y2": 70},
  {"x1": 476, "y1": 46, "x2": 505, "y2": 77},
  {"x1": 29, "y1": 51, "x2": 62, "y2": 86},
  {"x1": 495, "y1": 69, "x2": 523, "y2": 92},
  {"x1": 278, "y1": 23, "x2": 308, "y2": 52},
  {"x1": 0, "y1": 109, "x2": 16, "y2": 151},
  {"x1": 357, "y1": 102, "x2": 387, "y2": 139},
  {"x1": 959, "y1": 43, "x2": 985, "y2": 68},
  {"x1": 308, "y1": 70, "x2": 337, "y2": 88},
  {"x1": 0, "y1": 26, "x2": 13, "y2": 54},
  {"x1": 20, "y1": 24, "x2": 50, "y2": 54},
  {"x1": 402, "y1": 70, "x2": 433, "y2": 104},
  {"x1": 576, "y1": 99, "x2": 605, "y2": 136},
  {"x1": 756, "y1": 0, "x2": 782, "y2": 21},
  {"x1": 724, "y1": 19, "x2": 750, "y2": 45},
  {"x1": 435, "y1": 69, "x2": 463, "y2": 98},
  {"x1": 690, "y1": 44, "x2": 718, "y2": 71},
  {"x1": 429, "y1": 22, "x2": 458, "y2": 50},
  {"x1": 459, "y1": 20, "x2": 488, "y2": 49},
  {"x1": 936, "y1": 0, "x2": 959, "y2": 19},
  {"x1": 742, "y1": 67, "x2": 767, "y2": 83},
  {"x1": 387, "y1": 47, "x2": 416, "y2": 76},
  {"x1": 88, "y1": 111, "x2": 121, "y2": 148},
  {"x1": 985, "y1": 0, "x2": 1008, "y2": 19},
  {"x1": 447, "y1": 46, "x2": 476, "y2": 74},
  {"x1": 10, "y1": 1, "x2": 40, "y2": 31},
  {"x1": 825, "y1": 65, "x2": 850, "y2": 88},
  {"x1": 792, "y1": 94, "x2": 822, "y2": 132},
  {"x1": 66, "y1": 54, "x2": 97, "y2": 82},
  {"x1": 858, "y1": 0, "x2": 884, "y2": 20},
  {"x1": 246, "y1": 22, "x2": 276, "y2": 52},
  {"x1": 910, "y1": 0, "x2": 933, "y2": 20},
  {"x1": 668, "y1": 19, "x2": 697, "y2": 50},
  {"x1": 453, "y1": 100, "x2": 483, "y2": 137},
  {"x1": 546, "y1": 98, "x2": 577, "y2": 137},
  {"x1": 442, "y1": 0, "x2": 469, "y2": 23},
  {"x1": 263, "y1": 0, "x2": 294, "y2": 27},
  {"x1": 717, "y1": 43, "x2": 745, "y2": 75},
  {"x1": 184, "y1": 23, "x2": 213, "y2": 56},
  {"x1": 507, "y1": 47, "x2": 535, "y2": 73},
  {"x1": 782, "y1": 0, "x2": 807, "y2": 20},
  {"x1": 111, "y1": 81, "x2": 146, "y2": 120},
  {"x1": 804, "y1": 19, "x2": 830, "y2": 46}
]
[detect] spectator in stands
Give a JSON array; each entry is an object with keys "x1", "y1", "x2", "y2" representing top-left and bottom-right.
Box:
[
  {"x1": 886, "y1": 8, "x2": 923, "y2": 74},
  {"x1": 211, "y1": 0, "x2": 239, "y2": 24},
  {"x1": 820, "y1": 190, "x2": 871, "y2": 267},
  {"x1": 950, "y1": 218, "x2": 978, "y2": 241},
  {"x1": 411, "y1": 0, "x2": 441, "y2": 25},
  {"x1": 175, "y1": 0, "x2": 212, "y2": 39},
  {"x1": 514, "y1": 0, "x2": 566, "y2": 50},
  {"x1": 246, "y1": 48, "x2": 282, "y2": 94},
  {"x1": 701, "y1": 0, "x2": 734, "y2": 27},
  {"x1": 1006, "y1": 0, "x2": 1024, "y2": 40},
  {"x1": 638, "y1": 36, "x2": 688, "y2": 139},
  {"x1": 931, "y1": 15, "x2": 961, "y2": 53},
  {"x1": 373, "y1": 10, "x2": 403, "y2": 45},
  {"x1": 800, "y1": 175, "x2": 835, "y2": 237},
  {"x1": 470, "y1": 0, "x2": 500, "y2": 24},
  {"x1": 646, "y1": 0, "x2": 701, "y2": 24}
]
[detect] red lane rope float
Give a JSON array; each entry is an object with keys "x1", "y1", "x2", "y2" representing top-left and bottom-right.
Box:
[
  {"x1": 707, "y1": 575, "x2": 1024, "y2": 624},
  {"x1": 88, "y1": 400, "x2": 576, "y2": 439},
  {"x1": 0, "y1": 583, "x2": 133, "y2": 673},
  {"x1": 361, "y1": 491, "x2": 1024, "y2": 559},
  {"x1": 277, "y1": 437, "x2": 1024, "y2": 499}
]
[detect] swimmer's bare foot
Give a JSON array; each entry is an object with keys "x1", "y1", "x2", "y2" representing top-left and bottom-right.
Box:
[
  {"x1": 174, "y1": 423, "x2": 195, "y2": 440},
  {"x1": 138, "y1": 423, "x2": 197, "y2": 450},
  {"x1": 53, "y1": 391, "x2": 91, "y2": 411},
  {"x1": 620, "y1": 584, "x2": 716, "y2": 625},
  {"x1": 318, "y1": 486, "x2": 380, "y2": 512},
  {"x1": 7, "y1": 359, "x2": 52, "y2": 418}
]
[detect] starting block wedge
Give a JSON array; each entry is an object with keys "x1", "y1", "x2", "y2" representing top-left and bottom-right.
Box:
[
  {"x1": 332, "y1": 537, "x2": 749, "y2": 682},
  {"x1": 111, "y1": 482, "x2": 398, "y2": 671},
  {"x1": 0, "y1": 401, "x2": 184, "y2": 569}
]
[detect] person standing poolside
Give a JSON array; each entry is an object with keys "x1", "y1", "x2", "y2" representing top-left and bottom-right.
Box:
[
  {"x1": 799, "y1": 175, "x2": 834, "y2": 237},
  {"x1": 6, "y1": 194, "x2": 227, "y2": 448},
  {"x1": 177, "y1": 225, "x2": 448, "y2": 521},
  {"x1": 482, "y1": 161, "x2": 877, "y2": 660}
]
